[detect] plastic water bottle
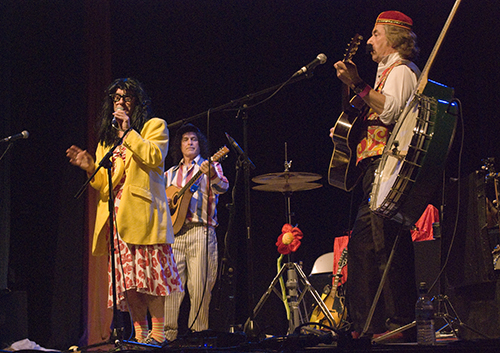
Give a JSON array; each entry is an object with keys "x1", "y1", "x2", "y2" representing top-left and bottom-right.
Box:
[{"x1": 415, "y1": 282, "x2": 435, "y2": 345}]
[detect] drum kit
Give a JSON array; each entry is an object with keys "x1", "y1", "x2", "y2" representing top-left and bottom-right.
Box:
[
  {"x1": 247, "y1": 170, "x2": 338, "y2": 334},
  {"x1": 252, "y1": 171, "x2": 322, "y2": 224},
  {"x1": 252, "y1": 171, "x2": 322, "y2": 192}
]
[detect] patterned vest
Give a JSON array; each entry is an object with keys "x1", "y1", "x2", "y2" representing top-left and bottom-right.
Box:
[{"x1": 356, "y1": 60, "x2": 403, "y2": 164}]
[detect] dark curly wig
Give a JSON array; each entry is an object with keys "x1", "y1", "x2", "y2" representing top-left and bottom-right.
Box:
[
  {"x1": 97, "y1": 78, "x2": 153, "y2": 147},
  {"x1": 170, "y1": 123, "x2": 210, "y2": 165}
]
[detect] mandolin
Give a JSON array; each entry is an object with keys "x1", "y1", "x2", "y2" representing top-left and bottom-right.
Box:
[
  {"x1": 166, "y1": 146, "x2": 229, "y2": 234},
  {"x1": 310, "y1": 248, "x2": 348, "y2": 328}
]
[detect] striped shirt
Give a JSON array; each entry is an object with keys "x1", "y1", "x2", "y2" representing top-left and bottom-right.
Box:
[{"x1": 165, "y1": 155, "x2": 229, "y2": 227}]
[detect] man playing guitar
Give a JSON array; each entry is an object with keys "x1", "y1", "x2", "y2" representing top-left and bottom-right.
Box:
[
  {"x1": 164, "y1": 123, "x2": 229, "y2": 341},
  {"x1": 330, "y1": 11, "x2": 420, "y2": 341}
]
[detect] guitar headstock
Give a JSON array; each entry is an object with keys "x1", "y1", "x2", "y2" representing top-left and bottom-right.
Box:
[
  {"x1": 211, "y1": 146, "x2": 230, "y2": 163},
  {"x1": 343, "y1": 34, "x2": 363, "y2": 63}
]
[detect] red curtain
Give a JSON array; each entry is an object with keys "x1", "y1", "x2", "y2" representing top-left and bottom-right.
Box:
[{"x1": 83, "y1": 0, "x2": 112, "y2": 345}]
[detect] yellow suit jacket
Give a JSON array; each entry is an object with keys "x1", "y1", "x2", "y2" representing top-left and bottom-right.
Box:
[{"x1": 90, "y1": 118, "x2": 174, "y2": 256}]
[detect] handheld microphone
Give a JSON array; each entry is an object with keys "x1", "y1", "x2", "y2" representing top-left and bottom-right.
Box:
[
  {"x1": 0, "y1": 130, "x2": 29, "y2": 143},
  {"x1": 225, "y1": 132, "x2": 256, "y2": 169},
  {"x1": 293, "y1": 53, "x2": 327, "y2": 77},
  {"x1": 112, "y1": 106, "x2": 124, "y2": 129}
]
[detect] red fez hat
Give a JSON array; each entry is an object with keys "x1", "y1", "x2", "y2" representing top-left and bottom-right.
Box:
[{"x1": 375, "y1": 11, "x2": 413, "y2": 30}]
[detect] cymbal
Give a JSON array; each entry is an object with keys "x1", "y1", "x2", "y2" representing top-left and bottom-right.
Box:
[
  {"x1": 252, "y1": 182, "x2": 322, "y2": 193},
  {"x1": 252, "y1": 172, "x2": 322, "y2": 184}
]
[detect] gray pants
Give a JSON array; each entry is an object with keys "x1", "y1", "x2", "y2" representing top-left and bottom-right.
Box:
[{"x1": 164, "y1": 224, "x2": 218, "y2": 341}]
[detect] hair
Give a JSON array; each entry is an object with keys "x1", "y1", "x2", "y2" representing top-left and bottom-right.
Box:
[
  {"x1": 171, "y1": 126, "x2": 210, "y2": 165},
  {"x1": 96, "y1": 78, "x2": 153, "y2": 147},
  {"x1": 384, "y1": 25, "x2": 420, "y2": 61}
]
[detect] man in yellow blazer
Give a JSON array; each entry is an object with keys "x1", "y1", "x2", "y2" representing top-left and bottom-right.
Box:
[
  {"x1": 67, "y1": 78, "x2": 182, "y2": 345},
  {"x1": 90, "y1": 116, "x2": 173, "y2": 256}
]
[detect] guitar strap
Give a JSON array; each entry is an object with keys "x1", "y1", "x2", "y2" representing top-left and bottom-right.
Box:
[{"x1": 356, "y1": 60, "x2": 404, "y2": 164}]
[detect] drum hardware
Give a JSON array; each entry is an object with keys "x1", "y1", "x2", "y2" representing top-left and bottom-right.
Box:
[
  {"x1": 252, "y1": 171, "x2": 322, "y2": 185},
  {"x1": 391, "y1": 140, "x2": 399, "y2": 154},
  {"x1": 245, "y1": 146, "x2": 334, "y2": 335},
  {"x1": 252, "y1": 182, "x2": 322, "y2": 193},
  {"x1": 245, "y1": 262, "x2": 339, "y2": 336}
]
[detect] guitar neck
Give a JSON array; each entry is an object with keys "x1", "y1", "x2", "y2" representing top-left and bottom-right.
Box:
[
  {"x1": 331, "y1": 274, "x2": 341, "y2": 293},
  {"x1": 177, "y1": 169, "x2": 203, "y2": 197},
  {"x1": 416, "y1": 0, "x2": 461, "y2": 94}
]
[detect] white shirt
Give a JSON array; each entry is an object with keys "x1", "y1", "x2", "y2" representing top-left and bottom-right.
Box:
[{"x1": 375, "y1": 52, "x2": 420, "y2": 125}]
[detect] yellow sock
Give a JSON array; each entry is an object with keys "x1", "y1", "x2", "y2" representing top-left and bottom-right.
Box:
[
  {"x1": 133, "y1": 320, "x2": 149, "y2": 342},
  {"x1": 150, "y1": 317, "x2": 166, "y2": 343}
]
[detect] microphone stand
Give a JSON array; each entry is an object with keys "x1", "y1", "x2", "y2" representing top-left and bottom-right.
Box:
[
  {"x1": 238, "y1": 108, "x2": 260, "y2": 338},
  {"x1": 214, "y1": 153, "x2": 242, "y2": 332},
  {"x1": 167, "y1": 73, "x2": 312, "y2": 130},
  {"x1": 167, "y1": 71, "x2": 314, "y2": 338},
  {"x1": 74, "y1": 129, "x2": 135, "y2": 350}
]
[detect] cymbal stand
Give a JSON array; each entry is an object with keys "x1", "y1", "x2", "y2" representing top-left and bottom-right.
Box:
[
  {"x1": 245, "y1": 261, "x2": 338, "y2": 334},
  {"x1": 434, "y1": 294, "x2": 489, "y2": 339},
  {"x1": 246, "y1": 151, "x2": 337, "y2": 335}
]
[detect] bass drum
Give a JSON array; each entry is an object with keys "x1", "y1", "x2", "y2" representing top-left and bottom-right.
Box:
[{"x1": 369, "y1": 81, "x2": 457, "y2": 225}]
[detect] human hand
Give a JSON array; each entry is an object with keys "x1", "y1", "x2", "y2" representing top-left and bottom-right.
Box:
[
  {"x1": 66, "y1": 145, "x2": 95, "y2": 174},
  {"x1": 200, "y1": 160, "x2": 216, "y2": 176},
  {"x1": 334, "y1": 60, "x2": 362, "y2": 88},
  {"x1": 112, "y1": 107, "x2": 131, "y2": 133}
]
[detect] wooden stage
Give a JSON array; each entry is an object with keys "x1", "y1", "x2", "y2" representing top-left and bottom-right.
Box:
[{"x1": 70, "y1": 331, "x2": 500, "y2": 353}]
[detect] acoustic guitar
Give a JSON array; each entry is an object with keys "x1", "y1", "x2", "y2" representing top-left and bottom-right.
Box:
[
  {"x1": 166, "y1": 146, "x2": 229, "y2": 234},
  {"x1": 327, "y1": 34, "x2": 367, "y2": 191},
  {"x1": 310, "y1": 248, "x2": 348, "y2": 328}
]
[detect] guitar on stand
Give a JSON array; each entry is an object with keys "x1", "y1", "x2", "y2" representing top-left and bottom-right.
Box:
[
  {"x1": 309, "y1": 248, "x2": 348, "y2": 329},
  {"x1": 328, "y1": 34, "x2": 367, "y2": 192},
  {"x1": 166, "y1": 146, "x2": 229, "y2": 234}
]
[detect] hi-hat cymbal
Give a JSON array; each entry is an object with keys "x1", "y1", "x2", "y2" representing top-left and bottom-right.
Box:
[
  {"x1": 252, "y1": 182, "x2": 322, "y2": 193},
  {"x1": 252, "y1": 172, "x2": 322, "y2": 184}
]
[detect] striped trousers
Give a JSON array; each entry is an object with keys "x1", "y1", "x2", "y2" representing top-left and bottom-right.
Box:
[{"x1": 164, "y1": 224, "x2": 218, "y2": 341}]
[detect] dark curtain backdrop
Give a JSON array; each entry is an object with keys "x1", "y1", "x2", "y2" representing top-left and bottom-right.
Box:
[{"x1": 3, "y1": 0, "x2": 500, "y2": 349}]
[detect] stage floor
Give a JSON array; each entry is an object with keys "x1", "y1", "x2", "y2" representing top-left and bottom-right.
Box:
[{"x1": 74, "y1": 334, "x2": 500, "y2": 353}]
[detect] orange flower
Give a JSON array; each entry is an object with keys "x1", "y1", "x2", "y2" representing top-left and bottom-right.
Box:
[{"x1": 276, "y1": 223, "x2": 303, "y2": 254}]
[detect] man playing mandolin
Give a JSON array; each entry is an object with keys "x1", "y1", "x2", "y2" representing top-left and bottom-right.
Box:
[
  {"x1": 164, "y1": 123, "x2": 229, "y2": 341},
  {"x1": 331, "y1": 11, "x2": 420, "y2": 341}
]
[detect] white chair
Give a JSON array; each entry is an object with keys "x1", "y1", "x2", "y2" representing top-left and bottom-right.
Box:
[{"x1": 309, "y1": 252, "x2": 334, "y2": 276}]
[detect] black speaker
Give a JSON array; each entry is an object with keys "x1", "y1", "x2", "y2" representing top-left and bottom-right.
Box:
[
  {"x1": 413, "y1": 239, "x2": 442, "y2": 298},
  {"x1": 444, "y1": 172, "x2": 497, "y2": 289}
]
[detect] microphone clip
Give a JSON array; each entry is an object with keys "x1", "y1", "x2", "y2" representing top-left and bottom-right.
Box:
[{"x1": 225, "y1": 133, "x2": 256, "y2": 170}]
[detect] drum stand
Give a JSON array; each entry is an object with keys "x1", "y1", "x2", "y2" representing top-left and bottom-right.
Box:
[
  {"x1": 434, "y1": 294, "x2": 476, "y2": 339},
  {"x1": 372, "y1": 293, "x2": 491, "y2": 343},
  {"x1": 370, "y1": 222, "x2": 490, "y2": 343},
  {"x1": 247, "y1": 159, "x2": 335, "y2": 335},
  {"x1": 245, "y1": 260, "x2": 338, "y2": 334}
]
